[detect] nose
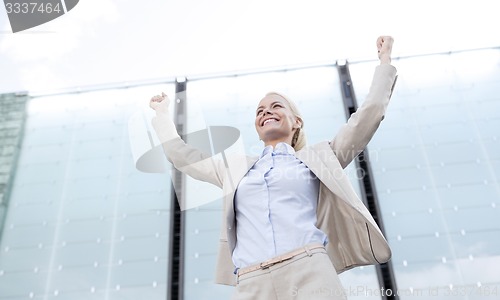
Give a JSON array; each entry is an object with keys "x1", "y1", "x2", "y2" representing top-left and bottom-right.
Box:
[{"x1": 262, "y1": 107, "x2": 273, "y2": 115}]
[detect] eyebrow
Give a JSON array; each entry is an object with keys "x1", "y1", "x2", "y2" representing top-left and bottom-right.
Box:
[{"x1": 256, "y1": 101, "x2": 283, "y2": 113}]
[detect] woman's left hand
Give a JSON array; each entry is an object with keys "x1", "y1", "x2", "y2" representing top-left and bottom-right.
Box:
[{"x1": 377, "y1": 36, "x2": 394, "y2": 64}]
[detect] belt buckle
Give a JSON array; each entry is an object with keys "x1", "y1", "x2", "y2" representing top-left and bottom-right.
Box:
[{"x1": 260, "y1": 256, "x2": 284, "y2": 269}]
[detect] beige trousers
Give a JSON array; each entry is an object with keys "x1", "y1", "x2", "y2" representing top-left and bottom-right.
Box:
[{"x1": 232, "y1": 246, "x2": 347, "y2": 300}]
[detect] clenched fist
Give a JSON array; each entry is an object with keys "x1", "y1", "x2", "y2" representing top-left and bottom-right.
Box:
[
  {"x1": 377, "y1": 36, "x2": 394, "y2": 65},
  {"x1": 150, "y1": 92, "x2": 170, "y2": 114}
]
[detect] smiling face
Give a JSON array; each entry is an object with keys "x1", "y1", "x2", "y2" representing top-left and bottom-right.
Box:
[{"x1": 255, "y1": 93, "x2": 302, "y2": 147}]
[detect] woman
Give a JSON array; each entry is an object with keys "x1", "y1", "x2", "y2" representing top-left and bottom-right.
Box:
[{"x1": 150, "y1": 36, "x2": 397, "y2": 299}]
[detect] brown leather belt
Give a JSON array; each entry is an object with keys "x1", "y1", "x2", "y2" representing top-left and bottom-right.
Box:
[{"x1": 237, "y1": 243, "x2": 325, "y2": 277}]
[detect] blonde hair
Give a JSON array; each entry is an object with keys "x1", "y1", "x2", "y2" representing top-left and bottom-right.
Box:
[{"x1": 263, "y1": 92, "x2": 307, "y2": 151}]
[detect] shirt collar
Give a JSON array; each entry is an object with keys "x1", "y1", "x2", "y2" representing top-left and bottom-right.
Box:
[{"x1": 260, "y1": 142, "x2": 295, "y2": 158}]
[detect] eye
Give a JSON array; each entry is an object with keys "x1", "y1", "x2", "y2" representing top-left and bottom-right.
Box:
[
  {"x1": 273, "y1": 103, "x2": 283, "y2": 109},
  {"x1": 256, "y1": 109, "x2": 263, "y2": 116}
]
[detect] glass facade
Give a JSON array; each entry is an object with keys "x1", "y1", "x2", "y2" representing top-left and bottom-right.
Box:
[
  {"x1": 349, "y1": 49, "x2": 500, "y2": 299},
  {"x1": 0, "y1": 84, "x2": 175, "y2": 300},
  {"x1": 0, "y1": 48, "x2": 499, "y2": 300}
]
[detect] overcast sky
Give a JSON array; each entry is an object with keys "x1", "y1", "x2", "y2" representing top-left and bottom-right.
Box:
[{"x1": 0, "y1": 0, "x2": 499, "y2": 94}]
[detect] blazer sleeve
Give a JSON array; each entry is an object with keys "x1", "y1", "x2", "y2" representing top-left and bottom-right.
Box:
[
  {"x1": 151, "y1": 111, "x2": 225, "y2": 188},
  {"x1": 331, "y1": 64, "x2": 397, "y2": 168}
]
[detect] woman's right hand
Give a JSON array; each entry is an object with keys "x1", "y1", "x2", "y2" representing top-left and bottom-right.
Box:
[{"x1": 149, "y1": 92, "x2": 170, "y2": 114}]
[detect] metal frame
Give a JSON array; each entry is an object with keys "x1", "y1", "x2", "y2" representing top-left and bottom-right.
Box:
[
  {"x1": 337, "y1": 62, "x2": 399, "y2": 300},
  {"x1": 167, "y1": 78, "x2": 188, "y2": 300}
]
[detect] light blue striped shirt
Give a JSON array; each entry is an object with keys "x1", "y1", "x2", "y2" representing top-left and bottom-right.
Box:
[{"x1": 232, "y1": 142, "x2": 328, "y2": 269}]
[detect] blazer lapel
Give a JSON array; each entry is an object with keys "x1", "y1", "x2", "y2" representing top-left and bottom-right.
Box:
[{"x1": 295, "y1": 143, "x2": 350, "y2": 202}]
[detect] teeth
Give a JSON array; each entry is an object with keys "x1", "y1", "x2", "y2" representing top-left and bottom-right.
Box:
[{"x1": 263, "y1": 119, "x2": 277, "y2": 126}]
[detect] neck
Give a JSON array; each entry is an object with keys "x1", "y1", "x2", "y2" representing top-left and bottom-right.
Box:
[{"x1": 264, "y1": 138, "x2": 292, "y2": 149}]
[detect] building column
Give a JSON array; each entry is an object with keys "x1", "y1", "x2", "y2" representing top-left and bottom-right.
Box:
[{"x1": 0, "y1": 92, "x2": 29, "y2": 242}]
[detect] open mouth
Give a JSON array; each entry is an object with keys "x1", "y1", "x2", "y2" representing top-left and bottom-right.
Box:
[{"x1": 262, "y1": 118, "x2": 279, "y2": 126}]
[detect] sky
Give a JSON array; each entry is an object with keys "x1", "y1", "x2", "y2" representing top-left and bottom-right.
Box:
[{"x1": 0, "y1": 0, "x2": 499, "y2": 95}]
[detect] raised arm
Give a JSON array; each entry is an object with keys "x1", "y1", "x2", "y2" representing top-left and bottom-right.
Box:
[
  {"x1": 150, "y1": 93, "x2": 225, "y2": 187},
  {"x1": 331, "y1": 36, "x2": 398, "y2": 168}
]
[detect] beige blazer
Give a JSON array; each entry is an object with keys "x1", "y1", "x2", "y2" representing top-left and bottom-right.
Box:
[{"x1": 152, "y1": 64, "x2": 398, "y2": 286}]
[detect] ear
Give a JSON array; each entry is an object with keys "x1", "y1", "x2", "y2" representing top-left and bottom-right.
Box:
[{"x1": 293, "y1": 117, "x2": 302, "y2": 129}]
